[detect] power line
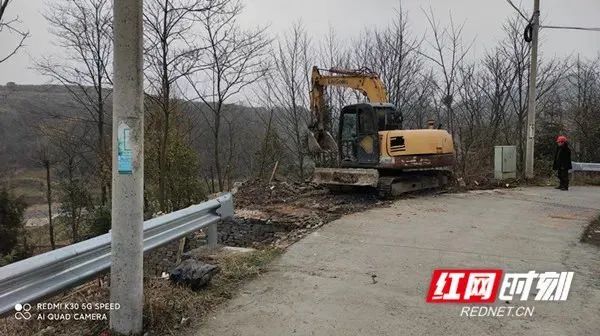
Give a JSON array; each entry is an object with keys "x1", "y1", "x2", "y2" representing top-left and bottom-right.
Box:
[
  {"x1": 505, "y1": 0, "x2": 529, "y2": 21},
  {"x1": 504, "y1": 0, "x2": 600, "y2": 33},
  {"x1": 541, "y1": 25, "x2": 600, "y2": 32}
]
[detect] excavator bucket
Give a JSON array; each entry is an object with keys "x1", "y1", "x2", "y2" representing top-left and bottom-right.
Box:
[
  {"x1": 312, "y1": 167, "x2": 379, "y2": 187},
  {"x1": 307, "y1": 130, "x2": 338, "y2": 153},
  {"x1": 307, "y1": 131, "x2": 322, "y2": 153}
]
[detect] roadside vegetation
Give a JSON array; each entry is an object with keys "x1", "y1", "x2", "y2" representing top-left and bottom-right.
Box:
[
  {"x1": 0, "y1": 189, "x2": 29, "y2": 266},
  {"x1": 0, "y1": 247, "x2": 281, "y2": 336},
  {"x1": 0, "y1": 0, "x2": 599, "y2": 280},
  {"x1": 0, "y1": 0, "x2": 600, "y2": 333}
]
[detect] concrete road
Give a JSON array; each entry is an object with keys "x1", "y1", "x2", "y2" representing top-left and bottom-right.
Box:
[{"x1": 192, "y1": 187, "x2": 600, "y2": 336}]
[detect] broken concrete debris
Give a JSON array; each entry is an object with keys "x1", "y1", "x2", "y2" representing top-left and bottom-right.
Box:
[
  {"x1": 169, "y1": 259, "x2": 220, "y2": 290},
  {"x1": 219, "y1": 178, "x2": 387, "y2": 247}
]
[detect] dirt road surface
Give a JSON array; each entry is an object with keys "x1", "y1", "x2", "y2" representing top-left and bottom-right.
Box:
[{"x1": 191, "y1": 187, "x2": 600, "y2": 336}]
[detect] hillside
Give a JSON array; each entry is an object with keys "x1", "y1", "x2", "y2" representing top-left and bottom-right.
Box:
[
  {"x1": 0, "y1": 83, "x2": 274, "y2": 168},
  {"x1": 0, "y1": 83, "x2": 290, "y2": 203},
  {"x1": 0, "y1": 84, "x2": 87, "y2": 169}
]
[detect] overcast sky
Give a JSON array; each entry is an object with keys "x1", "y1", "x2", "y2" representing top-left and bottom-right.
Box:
[{"x1": 1, "y1": 0, "x2": 599, "y2": 85}]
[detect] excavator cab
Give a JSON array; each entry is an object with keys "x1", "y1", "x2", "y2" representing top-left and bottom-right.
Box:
[{"x1": 338, "y1": 103, "x2": 401, "y2": 166}]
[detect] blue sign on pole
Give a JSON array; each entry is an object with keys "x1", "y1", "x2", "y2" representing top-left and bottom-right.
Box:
[{"x1": 117, "y1": 122, "x2": 133, "y2": 174}]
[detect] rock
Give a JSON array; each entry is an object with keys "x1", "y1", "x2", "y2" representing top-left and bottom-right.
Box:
[
  {"x1": 371, "y1": 274, "x2": 378, "y2": 284},
  {"x1": 169, "y1": 259, "x2": 220, "y2": 290}
]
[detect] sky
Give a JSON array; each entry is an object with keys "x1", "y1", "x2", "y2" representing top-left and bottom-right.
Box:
[{"x1": 1, "y1": 0, "x2": 599, "y2": 85}]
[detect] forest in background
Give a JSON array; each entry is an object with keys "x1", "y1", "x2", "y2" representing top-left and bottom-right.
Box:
[{"x1": 1, "y1": 0, "x2": 599, "y2": 261}]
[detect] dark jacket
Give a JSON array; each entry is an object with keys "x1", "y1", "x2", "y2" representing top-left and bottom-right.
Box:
[{"x1": 553, "y1": 143, "x2": 572, "y2": 170}]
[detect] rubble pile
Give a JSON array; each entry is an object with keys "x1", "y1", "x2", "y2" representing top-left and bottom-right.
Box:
[
  {"x1": 581, "y1": 215, "x2": 600, "y2": 247},
  {"x1": 219, "y1": 178, "x2": 388, "y2": 247},
  {"x1": 233, "y1": 179, "x2": 314, "y2": 208}
]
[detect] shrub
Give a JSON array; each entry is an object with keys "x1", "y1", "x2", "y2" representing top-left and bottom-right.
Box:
[
  {"x1": 89, "y1": 205, "x2": 111, "y2": 236},
  {"x1": 0, "y1": 188, "x2": 29, "y2": 261}
]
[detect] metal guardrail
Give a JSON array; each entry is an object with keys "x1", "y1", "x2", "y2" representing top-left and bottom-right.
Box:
[
  {"x1": 571, "y1": 162, "x2": 600, "y2": 172},
  {"x1": 0, "y1": 193, "x2": 234, "y2": 315}
]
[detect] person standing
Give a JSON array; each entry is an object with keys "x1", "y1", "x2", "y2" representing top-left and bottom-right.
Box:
[{"x1": 553, "y1": 135, "x2": 572, "y2": 190}]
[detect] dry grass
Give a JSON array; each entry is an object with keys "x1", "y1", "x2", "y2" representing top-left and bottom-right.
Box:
[
  {"x1": 0, "y1": 247, "x2": 281, "y2": 336},
  {"x1": 0, "y1": 277, "x2": 111, "y2": 336},
  {"x1": 143, "y1": 247, "x2": 281, "y2": 335}
]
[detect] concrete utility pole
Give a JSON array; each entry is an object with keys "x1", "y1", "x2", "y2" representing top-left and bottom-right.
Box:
[
  {"x1": 525, "y1": 0, "x2": 540, "y2": 179},
  {"x1": 110, "y1": 0, "x2": 144, "y2": 334}
]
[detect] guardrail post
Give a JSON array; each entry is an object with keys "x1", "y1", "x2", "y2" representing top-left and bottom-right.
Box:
[{"x1": 207, "y1": 223, "x2": 218, "y2": 248}]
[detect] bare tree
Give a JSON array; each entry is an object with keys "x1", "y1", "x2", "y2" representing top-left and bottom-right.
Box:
[
  {"x1": 422, "y1": 8, "x2": 472, "y2": 137},
  {"x1": 565, "y1": 56, "x2": 600, "y2": 162},
  {"x1": 252, "y1": 103, "x2": 283, "y2": 181},
  {"x1": 36, "y1": 0, "x2": 112, "y2": 205},
  {"x1": 404, "y1": 71, "x2": 438, "y2": 128},
  {"x1": 479, "y1": 49, "x2": 517, "y2": 145},
  {"x1": 186, "y1": 0, "x2": 269, "y2": 190},
  {"x1": 354, "y1": 7, "x2": 430, "y2": 126},
  {"x1": 455, "y1": 62, "x2": 485, "y2": 177},
  {"x1": 144, "y1": 0, "x2": 224, "y2": 209},
  {"x1": 33, "y1": 139, "x2": 56, "y2": 250},
  {"x1": 53, "y1": 123, "x2": 94, "y2": 243},
  {"x1": 501, "y1": 16, "x2": 568, "y2": 173},
  {"x1": 501, "y1": 16, "x2": 531, "y2": 170},
  {"x1": 256, "y1": 22, "x2": 313, "y2": 180},
  {"x1": 453, "y1": 50, "x2": 515, "y2": 178},
  {"x1": 34, "y1": 119, "x2": 94, "y2": 244},
  {"x1": 0, "y1": 0, "x2": 29, "y2": 64},
  {"x1": 319, "y1": 26, "x2": 352, "y2": 131}
]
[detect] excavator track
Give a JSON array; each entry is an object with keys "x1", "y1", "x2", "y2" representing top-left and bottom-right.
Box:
[
  {"x1": 315, "y1": 168, "x2": 452, "y2": 198},
  {"x1": 376, "y1": 171, "x2": 450, "y2": 198},
  {"x1": 377, "y1": 176, "x2": 396, "y2": 198}
]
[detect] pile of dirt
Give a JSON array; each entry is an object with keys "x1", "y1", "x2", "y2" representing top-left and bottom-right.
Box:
[
  {"x1": 581, "y1": 214, "x2": 600, "y2": 247},
  {"x1": 222, "y1": 178, "x2": 389, "y2": 247},
  {"x1": 233, "y1": 179, "x2": 316, "y2": 208}
]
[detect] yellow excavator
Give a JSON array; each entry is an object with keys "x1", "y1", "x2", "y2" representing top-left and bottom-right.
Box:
[{"x1": 307, "y1": 66, "x2": 455, "y2": 197}]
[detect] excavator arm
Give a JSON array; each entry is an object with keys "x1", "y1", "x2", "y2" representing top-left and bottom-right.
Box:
[{"x1": 308, "y1": 66, "x2": 389, "y2": 153}]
